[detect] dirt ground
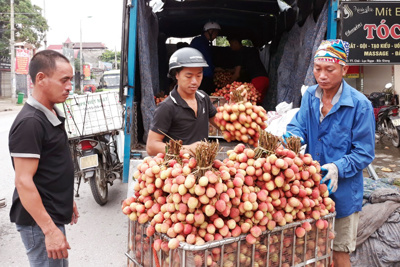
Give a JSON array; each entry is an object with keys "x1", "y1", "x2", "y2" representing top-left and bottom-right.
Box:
[{"x1": 367, "y1": 137, "x2": 400, "y2": 183}]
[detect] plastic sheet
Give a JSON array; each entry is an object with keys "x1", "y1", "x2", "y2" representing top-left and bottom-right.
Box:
[
  {"x1": 351, "y1": 188, "x2": 400, "y2": 266},
  {"x1": 266, "y1": 101, "x2": 299, "y2": 137},
  {"x1": 351, "y1": 208, "x2": 400, "y2": 267}
]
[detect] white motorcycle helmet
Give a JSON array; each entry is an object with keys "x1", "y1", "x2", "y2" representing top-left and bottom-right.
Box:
[{"x1": 203, "y1": 22, "x2": 221, "y2": 32}]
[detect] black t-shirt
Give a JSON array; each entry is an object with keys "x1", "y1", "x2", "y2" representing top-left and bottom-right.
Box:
[
  {"x1": 150, "y1": 88, "x2": 217, "y2": 145},
  {"x1": 233, "y1": 47, "x2": 268, "y2": 80},
  {"x1": 9, "y1": 98, "x2": 74, "y2": 226}
]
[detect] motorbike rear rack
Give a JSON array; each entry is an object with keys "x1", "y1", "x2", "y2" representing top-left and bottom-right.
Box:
[{"x1": 59, "y1": 91, "x2": 124, "y2": 139}]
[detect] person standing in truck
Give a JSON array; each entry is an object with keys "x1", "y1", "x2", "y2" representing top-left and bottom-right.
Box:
[
  {"x1": 228, "y1": 36, "x2": 269, "y2": 105},
  {"x1": 9, "y1": 50, "x2": 79, "y2": 266},
  {"x1": 146, "y1": 47, "x2": 218, "y2": 156},
  {"x1": 190, "y1": 21, "x2": 221, "y2": 95},
  {"x1": 286, "y1": 39, "x2": 375, "y2": 267}
]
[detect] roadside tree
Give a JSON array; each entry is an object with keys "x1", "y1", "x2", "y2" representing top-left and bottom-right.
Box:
[
  {"x1": 0, "y1": 0, "x2": 48, "y2": 57},
  {"x1": 99, "y1": 49, "x2": 121, "y2": 69}
]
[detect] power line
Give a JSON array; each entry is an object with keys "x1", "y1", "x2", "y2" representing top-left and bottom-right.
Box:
[{"x1": 0, "y1": 13, "x2": 39, "y2": 15}]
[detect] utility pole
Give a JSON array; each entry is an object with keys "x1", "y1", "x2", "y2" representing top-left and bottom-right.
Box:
[
  {"x1": 114, "y1": 46, "x2": 117, "y2": 69},
  {"x1": 79, "y1": 19, "x2": 83, "y2": 93},
  {"x1": 10, "y1": 0, "x2": 16, "y2": 101},
  {"x1": 79, "y1": 16, "x2": 92, "y2": 92},
  {"x1": 43, "y1": 0, "x2": 47, "y2": 49}
]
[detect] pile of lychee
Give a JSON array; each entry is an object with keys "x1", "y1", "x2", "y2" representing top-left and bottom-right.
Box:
[
  {"x1": 213, "y1": 102, "x2": 267, "y2": 146},
  {"x1": 211, "y1": 81, "x2": 260, "y2": 104},
  {"x1": 122, "y1": 140, "x2": 335, "y2": 267},
  {"x1": 213, "y1": 69, "x2": 233, "y2": 89}
]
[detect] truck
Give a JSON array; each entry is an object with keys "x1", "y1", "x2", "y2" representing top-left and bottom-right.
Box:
[
  {"x1": 117, "y1": 1, "x2": 400, "y2": 266},
  {"x1": 98, "y1": 69, "x2": 121, "y2": 91},
  {"x1": 118, "y1": 0, "x2": 338, "y2": 183}
]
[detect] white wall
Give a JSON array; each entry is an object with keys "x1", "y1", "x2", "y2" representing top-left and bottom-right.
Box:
[
  {"x1": 394, "y1": 65, "x2": 400, "y2": 97},
  {"x1": 362, "y1": 65, "x2": 393, "y2": 94},
  {"x1": 344, "y1": 77, "x2": 357, "y2": 89}
]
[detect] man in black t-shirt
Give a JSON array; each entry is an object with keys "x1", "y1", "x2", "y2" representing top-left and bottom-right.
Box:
[
  {"x1": 146, "y1": 47, "x2": 218, "y2": 156},
  {"x1": 8, "y1": 50, "x2": 79, "y2": 266}
]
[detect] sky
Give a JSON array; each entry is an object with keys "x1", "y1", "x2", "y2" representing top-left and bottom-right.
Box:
[{"x1": 31, "y1": 0, "x2": 123, "y2": 51}]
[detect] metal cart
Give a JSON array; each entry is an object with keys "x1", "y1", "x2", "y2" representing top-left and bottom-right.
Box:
[{"x1": 126, "y1": 213, "x2": 335, "y2": 267}]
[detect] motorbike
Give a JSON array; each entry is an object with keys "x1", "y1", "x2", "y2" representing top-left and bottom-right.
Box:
[
  {"x1": 370, "y1": 83, "x2": 400, "y2": 148},
  {"x1": 69, "y1": 130, "x2": 123, "y2": 205}
]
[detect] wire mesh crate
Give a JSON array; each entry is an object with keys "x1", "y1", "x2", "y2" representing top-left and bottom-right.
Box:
[
  {"x1": 126, "y1": 213, "x2": 335, "y2": 267},
  {"x1": 209, "y1": 96, "x2": 228, "y2": 138},
  {"x1": 60, "y1": 91, "x2": 123, "y2": 138}
]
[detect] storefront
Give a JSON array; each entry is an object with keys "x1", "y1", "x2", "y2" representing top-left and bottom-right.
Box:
[{"x1": 340, "y1": 1, "x2": 400, "y2": 99}]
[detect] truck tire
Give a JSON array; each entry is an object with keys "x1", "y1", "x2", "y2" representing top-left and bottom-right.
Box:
[{"x1": 89, "y1": 160, "x2": 108, "y2": 205}]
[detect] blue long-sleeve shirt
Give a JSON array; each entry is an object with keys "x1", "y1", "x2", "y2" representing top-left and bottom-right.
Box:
[
  {"x1": 190, "y1": 34, "x2": 214, "y2": 77},
  {"x1": 287, "y1": 80, "x2": 375, "y2": 218}
]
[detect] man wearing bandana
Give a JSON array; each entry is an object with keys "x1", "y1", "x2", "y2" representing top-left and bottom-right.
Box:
[{"x1": 286, "y1": 39, "x2": 375, "y2": 267}]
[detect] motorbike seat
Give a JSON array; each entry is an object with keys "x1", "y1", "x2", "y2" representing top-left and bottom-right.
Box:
[
  {"x1": 378, "y1": 105, "x2": 399, "y2": 116},
  {"x1": 368, "y1": 92, "x2": 386, "y2": 108}
]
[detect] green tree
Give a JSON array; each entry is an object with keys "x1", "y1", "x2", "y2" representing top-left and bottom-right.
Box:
[
  {"x1": 242, "y1": 40, "x2": 253, "y2": 47},
  {"x1": 99, "y1": 49, "x2": 121, "y2": 69},
  {"x1": 74, "y1": 58, "x2": 81, "y2": 73},
  {"x1": 99, "y1": 49, "x2": 120, "y2": 62},
  {"x1": 216, "y1": 36, "x2": 229, "y2": 47},
  {"x1": 0, "y1": 0, "x2": 48, "y2": 57},
  {"x1": 216, "y1": 36, "x2": 253, "y2": 47}
]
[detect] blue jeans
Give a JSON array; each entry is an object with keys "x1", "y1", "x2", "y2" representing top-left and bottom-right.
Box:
[{"x1": 16, "y1": 224, "x2": 69, "y2": 267}]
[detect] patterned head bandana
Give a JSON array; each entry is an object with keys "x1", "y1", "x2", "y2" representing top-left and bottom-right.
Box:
[{"x1": 314, "y1": 39, "x2": 350, "y2": 66}]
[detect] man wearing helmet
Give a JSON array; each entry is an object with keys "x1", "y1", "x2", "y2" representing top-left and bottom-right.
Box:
[
  {"x1": 146, "y1": 47, "x2": 218, "y2": 156},
  {"x1": 190, "y1": 22, "x2": 221, "y2": 95}
]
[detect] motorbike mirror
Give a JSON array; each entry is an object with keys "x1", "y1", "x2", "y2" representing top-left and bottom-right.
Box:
[{"x1": 385, "y1": 83, "x2": 393, "y2": 89}]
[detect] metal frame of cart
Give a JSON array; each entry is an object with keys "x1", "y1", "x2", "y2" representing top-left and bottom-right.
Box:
[{"x1": 126, "y1": 212, "x2": 335, "y2": 267}]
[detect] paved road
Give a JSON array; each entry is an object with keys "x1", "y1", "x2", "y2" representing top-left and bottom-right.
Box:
[
  {"x1": 0, "y1": 108, "x2": 128, "y2": 267},
  {"x1": 369, "y1": 138, "x2": 400, "y2": 180}
]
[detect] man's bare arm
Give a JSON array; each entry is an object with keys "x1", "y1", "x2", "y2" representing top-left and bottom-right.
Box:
[
  {"x1": 209, "y1": 116, "x2": 218, "y2": 129},
  {"x1": 146, "y1": 130, "x2": 167, "y2": 156},
  {"x1": 146, "y1": 130, "x2": 200, "y2": 157}
]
